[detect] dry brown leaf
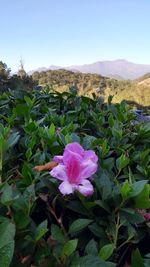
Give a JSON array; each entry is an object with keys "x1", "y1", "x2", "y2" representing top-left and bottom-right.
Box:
[
  {"x1": 21, "y1": 255, "x2": 31, "y2": 264},
  {"x1": 34, "y1": 161, "x2": 58, "y2": 172},
  {"x1": 38, "y1": 193, "x2": 48, "y2": 202}
]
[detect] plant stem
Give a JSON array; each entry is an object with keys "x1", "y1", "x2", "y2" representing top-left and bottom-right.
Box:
[
  {"x1": 114, "y1": 212, "x2": 120, "y2": 247},
  {"x1": 47, "y1": 204, "x2": 68, "y2": 239},
  {"x1": 117, "y1": 236, "x2": 133, "y2": 250}
]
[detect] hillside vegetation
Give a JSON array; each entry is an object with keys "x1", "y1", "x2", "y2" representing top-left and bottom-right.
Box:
[
  {"x1": 0, "y1": 60, "x2": 150, "y2": 107},
  {"x1": 32, "y1": 69, "x2": 107, "y2": 96},
  {"x1": 32, "y1": 69, "x2": 150, "y2": 107}
]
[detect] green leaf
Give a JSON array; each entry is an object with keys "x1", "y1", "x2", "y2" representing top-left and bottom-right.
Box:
[
  {"x1": 88, "y1": 223, "x2": 106, "y2": 238},
  {"x1": 0, "y1": 222, "x2": 15, "y2": 267},
  {"x1": 0, "y1": 222, "x2": 15, "y2": 249},
  {"x1": 67, "y1": 200, "x2": 89, "y2": 216},
  {"x1": 95, "y1": 172, "x2": 112, "y2": 200},
  {"x1": 7, "y1": 131, "x2": 20, "y2": 148},
  {"x1": 0, "y1": 241, "x2": 15, "y2": 267},
  {"x1": 131, "y1": 249, "x2": 145, "y2": 267},
  {"x1": 99, "y1": 244, "x2": 115, "y2": 261},
  {"x1": 134, "y1": 184, "x2": 150, "y2": 208},
  {"x1": 121, "y1": 208, "x2": 145, "y2": 224},
  {"x1": 82, "y1": 135, "x2": 96, "y2": 149},
  {"x1": 14, "y1": 211, "x2": 31, "y2": 229},
  {"x1": 120, "y1": 180, "x2": 131, "y2": 199},
  {"x1": 65, "y1": 133, "x2": 71, "y2": 144},
  {"x1": 95, "y1": 200, "x2": 110, "y2": 213},
  {"x1": 61, "y1": 239, "x2": 78, "y2": 258},
  {"x1": 101, "y1": 140, "x2": 109, "y2": 157},
  {"x1": 85, "y1": 239, "x2": 98, "y2": 256},
  {"x1": 49, "y1": 123, "x2": 55, "y2": 137},
  {"x1": 1, "y1": 183, "x2": 13, "y2": 206},
  {"x1": 116, "y1": 154, "x2": 130, "y2": 171},
  {"x1": 0, "y1": 134, "x2": 8, "y2": 152},
  {"x1": 69, "y1": 219, "x2": 93, "y2": 234},
  {"x1": 129, "y1": 180, "x2": 147, "y2": 198},
  {"x1": 35, "y1": 220, "x2": 48, "y2": 241},
  {"x1": 15, "y1": 104, "x2": 29, "y2": 116},
  {"x1": 51, "y1": 224, "x2": 66, "y2": 244},
  {"x1": 103, "y1": 158, "x2": 115, "y2": 171},
  {"x1": 80, "y1": 255, "x2": 115, "y2": 267},
  {"x1": 70, "y1": 133, "x2": 80, "y2": 143},
  {"x1": 25, "y1": 147, "x2": 32, "y2": 161},
  {"x1": 144, "y1": 259, "x2": 150, "y2": 267}
]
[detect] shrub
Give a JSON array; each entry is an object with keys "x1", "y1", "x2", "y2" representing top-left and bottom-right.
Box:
[{"x1": 0, "y1": 89, "x2": 150, "y2": 267}]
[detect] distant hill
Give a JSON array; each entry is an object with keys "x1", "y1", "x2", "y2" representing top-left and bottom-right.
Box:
[
  {"x1": 137, "y1": 72, "x2": 150, "y2": 82},
  {"x1": 32, "y1": 69, "x2": 150, "y2": 106},
  {"x1": 32, "y1": 69, "x2": 107, "y2": 96},
  {"x1": 29, "y1": 59, "x2": 150, "y2": 80}
]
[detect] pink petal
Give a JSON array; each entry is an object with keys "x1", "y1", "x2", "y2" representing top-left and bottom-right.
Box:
[
  {"x1": 144, "y1": 213, "x2": 150, "y2": 221},
  {"x1": 50, "y1": 164, "x2": 67, "y2": 181},
  {"x1": 65, "y1": 153, "x2": 81, "y2": 184},
  {"x1": 64, "y1": 142, "x2": 84, "y2": 156},
  {"x1": 53, "y1": 155, "x2": 63, "y2": 163},
  {"x1": 79, "y1": 159, "x2": 98, "y2": 179},
  {"x1": 59, "y1": 181, "x2": 74, "y2": 195},
  {"x1": 63, "y1": 149, "x2": 83, "y2": 168},
  {"x1": 78, "y1": 180, "x2": 94, "y2": 196},
  {"x1": 84, "y1": 150, "x2": 98, "y2": 163}
]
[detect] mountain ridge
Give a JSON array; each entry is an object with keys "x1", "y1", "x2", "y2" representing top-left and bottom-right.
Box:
[{"x1": 29, "y1": 59, "x2": 150, "y2": 80}]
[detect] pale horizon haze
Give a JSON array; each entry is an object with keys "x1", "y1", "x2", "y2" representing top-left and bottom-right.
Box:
[{"x1": 1, "y1": 0, "x2": 150, "y2": 72}]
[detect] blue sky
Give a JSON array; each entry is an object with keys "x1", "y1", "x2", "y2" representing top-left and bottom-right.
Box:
[{"x1": 1, "y1": 0, "x2": 150, "y2": 72}]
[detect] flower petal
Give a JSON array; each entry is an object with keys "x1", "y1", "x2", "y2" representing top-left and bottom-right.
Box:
[
  {"x1": 65, "y1": 142, "x2": 84, "y2": 155},
  {"x1": 63, "y1": 149, "x2": 82, "y2": 167},
  {"x1": 78, "y1": 180, "x2": 94, "y2": 196},
  {"x1": 84, "y1": 150, "x2": 98, "y2": 163},
  {"x1": 80, "y1": 159, "x2": 98, "y2": 179},
  {"x1": 144, "y1": 213, "x2": 150, "y2": 221},
  {"x1": 53, "y1": 155, "x2": 63, "y2": 163},
  {"x1": 63, "y1": 142, "x2": 84, "y2": 164},
  {"x1": 65, "y1": 154, "x2": 81, "y2": 184},
  {"x1": 59, "y1": 181, "x2": 74, "y2": 195},
  {"x1": 63, "y1": 144, "x2": 83, "y2": 183},
  {"x1": 50, "y1": 164, "x2": 67, "y2": 181}
]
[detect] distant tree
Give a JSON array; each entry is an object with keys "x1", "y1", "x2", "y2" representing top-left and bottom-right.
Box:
[
  {"x1": 17, "y1": 58, "x2": 27, "y2": 79},
  {"x1": 10, "y1": 73, "x2": 36, "y2": 91},
  {"x1": 96, "y1": 78, "x2": 106, "y2": 93},
  {"x1": 0, "y1": 61, "x2": 10, "y2": 79},
  {"x1": 32, "y1": 71, "x2": 40, "y2": 81},
  {"x1": 0, "y1": 61, "x2": 11, "y2": 91}
]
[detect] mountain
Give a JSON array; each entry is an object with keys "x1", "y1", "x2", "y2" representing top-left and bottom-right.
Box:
[
  {"x1": 29, "y1": 59, "x2": 150, "y2": 80},
  {"x1": 66, "y1": 60, "x2": 150, "y2": 80}
]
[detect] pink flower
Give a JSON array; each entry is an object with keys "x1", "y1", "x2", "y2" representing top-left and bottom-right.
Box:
[
  {"x1": 50, "y1": 142, "x2": 98, "y2": 196},
  {"x1": 144, "y1": 213, "x2": 150, "y2": 221}
]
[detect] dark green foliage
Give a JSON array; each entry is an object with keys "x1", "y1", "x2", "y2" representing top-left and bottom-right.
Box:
[
  {"x1": 0, "y1": 89, "x2": 150, "y2": 266},
  {"x1": 0, "y1": 61, "x2": 11, "y2": 92},
  {"x1": 0, "y1": 61, "x2": 36, "y2": 92}
]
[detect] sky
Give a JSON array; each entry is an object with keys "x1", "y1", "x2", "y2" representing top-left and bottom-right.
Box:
[{"x1": 1, "y1": 0, "x2": 150, "y2": 72}]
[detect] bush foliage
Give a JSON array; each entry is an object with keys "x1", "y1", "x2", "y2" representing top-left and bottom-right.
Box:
[{"x1": 0, "y1": 88, "x2": 150, "y2": 267}]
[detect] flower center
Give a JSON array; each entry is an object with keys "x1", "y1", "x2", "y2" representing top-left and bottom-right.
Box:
[{"x1": 66, "y1": 157, "x2": 81, "y2": 184}]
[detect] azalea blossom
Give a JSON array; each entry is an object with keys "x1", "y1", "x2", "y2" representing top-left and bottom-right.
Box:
[
  {"x1": 50, "y1": 142, "x2": 98, "y2": 196},
  {"x1": 144, "y1": 213, "x2": 150, "y2": 221},
  {"x1": 137, "y1": 209, "x2": 150, "y2": 221}
]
